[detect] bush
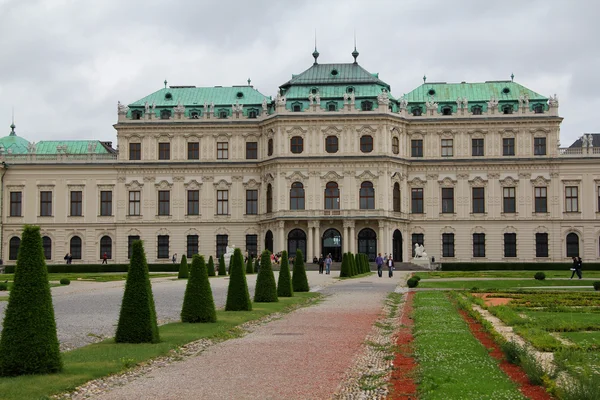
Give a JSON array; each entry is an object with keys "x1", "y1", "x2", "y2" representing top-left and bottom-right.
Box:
[
  {"x1": 412, "y1": 275, "x2": 422, "y2": 281},
  {"x1": 246, "y1": 256, "x2": 254, "y2": 274},
  {"x1": 0, "y1": 225, "x2": 62, "y2": 376},
  {"x1": 0, "y1": 282, "x2": 7, "y2": 291},
  {"x1": 207, "y1": 256, "x2": 216, "y2": 277},
  {"x1": 181, "y1": 254, "x2": 216, "y2": 323},
  {"x1": 594, "y1": 282, "x2": 600, "y2": 291},
  {"x1": 4, "y1": 263, "x2": 182, "y2": 274},
  {"x1": 440, "y1": 262, "x2": 600, "y2": 271},
  {"x1": 350, "y1": 253, "x2": 357, "y2": 276},
  {"x1": 292, "y1": 249, "x2": 309, "y2": 292},
  {"x1": 500, "y1": 340, "x2": 524, "y2": 365},
  {"x1": 534, "y1": 272, "x2": 546, "y2": 281},
  {"x1": 115, "y1": 240, "x2": 160, "y2": 344},
  {"x1": 277, "y1": 250, "x2": 293, "y2": 297},
  {"x1": 407, "y1": 278, "x2": 419, "y2": 288},
  {"x1": 340, "y1": 253, "x2": 350, "y2": 277},
  {"x1": 254, "y1": 250, "x2": 278, "y2": 303},
  {"x1": 254, "y1": 258, "x2": 260, "y2": 273},
  {"x1": 519, "y1": 348, "x2": 546, "y2": 385},
  {"x1": 225, "y1": 248, "x2": 252, "y2": 311},
  {"x1": 177, "y1": 254, "x2": 189, "y2": 279},
  {"x1": 218, "y1": 255, "x2": 227, "y2": 276},
  {"x1": 59, "y1": 278, "x2": 70, "y2": 285}
]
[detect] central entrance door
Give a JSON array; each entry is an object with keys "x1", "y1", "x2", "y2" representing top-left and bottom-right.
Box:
[
  {"x1": 358, "y1": 228, "x2": 377, "y2": 261},
  {"x1": 322, "y1": 228, "x2": 342, "y2": 262},
  {"x1": 393, "y1": 229, "x2": 403, "y2": 262},
  {"x1": 287, "y1": 229, "x2": 306, "y2": 261}
]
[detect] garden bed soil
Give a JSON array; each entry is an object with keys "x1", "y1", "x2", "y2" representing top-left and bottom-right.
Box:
[
  {"x1": 388, "y1": 292, "x2": 417, "y2": 400},
  {"x1": 473, "y1": 293, "x2": 513, "y2": 307},
  {"x1": 457, "y1": 308, "x2": 553, "y2": 400}
]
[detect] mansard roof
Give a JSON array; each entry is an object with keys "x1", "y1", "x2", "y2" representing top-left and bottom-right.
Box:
[
  {"x1": 280, "y1": 63, "x2": 390, "y2": 88},
  {"x1": 128, "y1": 85, "x2": 270, "y2": 108},
  {"x1": 405, "y1": 81, "x2": 547, "y2": 104}
]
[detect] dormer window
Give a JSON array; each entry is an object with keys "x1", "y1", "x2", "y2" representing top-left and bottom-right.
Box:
[
  {"x1": 160, "y1": 109, "x2": 171, "y2": 120},
  {"x1": 533, "y1": 104, "x2": 544, "y2": 114},
  {"x1": 292, "y1": 103, "x2": 302, "y2": 112},
  {"x1": 327, "y1": 102, "x2": 337, "y2": 112},
  {"x1": 361, "y1": 101, "x2": 373, "y2": 111},
  {"x1": 346, "y1": 87, "x2": 355, "y2": 94},
  {"x1": 236, "y1": 92, "x2": 244, "y2": 99},
  {"x1": 471, "y1": 105, "x2": 482, "y2": 115},
  {"x1": 190, "y1": 110, "x2": 201, "y2": 119},
  {"x1": 502, "y1": 87, "x2": 510, "y2": 94},
  {"x1": 310, "y1": 88, "x2": 318, "y2": 94},
  {"x1": 248, "y1": 109, "x2": 258, "y2": 119},
  {"x1": 331, "y1": 69, "x2": 339, "y2": 76},
  {"x1": 131, "y1": 110, "x2": 142, "y2": 120},
  {"x1": 442, "y1": 106, "x2": 452, "y2": 116},
  {"x1": 428, "y1": 89, "x2": 436, "y2": 96},
  {"x1": 218, "y1": 110, "x2": 228, "y2": 119},
  {"x1": 165, "y1": 92, "x2": 173, "y2": 100},
  {"x1": 502, "y1": 104, "x2": 513, "y2": 114},
  {"x1": 411, "y1": 107, "x2": 422, "y2": 116}
]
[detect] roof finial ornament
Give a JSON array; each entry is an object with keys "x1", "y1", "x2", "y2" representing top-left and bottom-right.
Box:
[
  {"x1": 312, "y1": 30, "x2": 319, "y2": 65},
  {"x1": 10, "y1": 107, "x2": 16, "y2": 136},
  {"x1": 164, "y1": 79, "x2": 168, "y2": 88},
  {"x1": 352, "y1": 30, "x2": 359, "y2": 63},
  {"x1": 511, "y1": 73, "x2": 514, "y2": 82},
  {"x1": 423, "y1": 75, "x2": 427, "y2": 83},
  {"x1": 247, "y1": 78, "x2": 251, "y2": 86}
]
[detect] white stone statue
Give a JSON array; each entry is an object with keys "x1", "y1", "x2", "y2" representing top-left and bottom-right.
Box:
[
  {"x1": 308, "y1": 93, "x2": 314, "y2": 105},
  {"x1": 487, "y1": 95, "x2": 499, "y2": 109},
  {"x1": 262, "y1": 98, "x2": 268, "y2": 112},
  {"x1": 456, "y1": 98, "x2": 462, "y2": 109},
  {"x1": 343, "y1": 93, "x2": 349, "y2": 105},
  {"x1": 144, "y1": 101, "x2": 150, "y2": 113},
  {"x1": 232, "y1": 101, "x2": 243, "y2": 113},
  {"x1": 462, "y1": 97, "x2": 468, "y2": 109},
  {"x1": 118, "y1": 101, "x2": 129, "y2": 114},
  {"x1": 548, "y1": 94, "x2": 559, "y2": 107},
  {"x1": 151, "y1": 102, "x2": 156, "y2": 111},
  {"x1": 315, "y1": 92, "x2": 321, "y2": 105},
  {"x1": 350, "y1": 92, "x2": 355, "y2": 104},
  {"x1": 414, "y1": 243, "x2": 428, "y2": 259},
  {"x1": 582, "y1": 134, "x2": 594, "y2": 148},
  {"x1": 27, "y1": 142, "x2": 37, "y2": 153},
  {"x1": 210, "y1": 102, "x2": 215, "y2": 113},
  {"x1": 276, "y1": 93, "x2": 287, "y2": 106},
  {"x1": 398, "y1": 95, "x2": 408, "y2": 110},
  {"x1": 425, "y1": 96, "x2": 438, "y2": 110},
  {"x1": 377, "y1": 89, "x2": 390, "y2": 105},
  {"x1": 224, "y1": 244, "x2": 235, "y2": 269}
]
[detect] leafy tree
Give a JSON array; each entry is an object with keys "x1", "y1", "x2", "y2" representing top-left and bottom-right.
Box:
[
  {"x1": 218, "y1": 254, "x2": 227, "y2": 276},
  {"x1": 207, "y1": 255, "x2": 216, "y2": 277},
  {"x1": 291, "y1": 249, "x2": 309, "y2": 292},
  {"x1": 177, "y1": 254, "x2": 189, "y2": 279},
  {"x1": 277, "y1": 250, "x2": 293, "y2": 297},
  {"x1": 115, "y1": 240, "x2": 160, "y2": 343},
  {"x1": 225, "y1": 248, "x2": 252, "y2": 311},
  {"x1": 0, "y1": 225, "x2": 62, "y2": 376},
  {"x1": 181, "y1": 254, "x2": 217, "y2": 323},
  {"x1": 254, "y1": 250, "x2": 278, "y2": 302},
  {"x1": 246, "y1": 255, "x2": 254, "y2": 274},
  {"x1": 340, "y1": 252, "x2": 350, "y2": 277}
]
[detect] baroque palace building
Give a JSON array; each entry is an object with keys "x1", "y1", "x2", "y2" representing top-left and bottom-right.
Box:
[{"x1": 1, "y1": 49, "x2": 599, "y2": 265}]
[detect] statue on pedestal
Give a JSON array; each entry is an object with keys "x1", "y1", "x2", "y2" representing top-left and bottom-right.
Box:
[
  {"x1": 414, "y1": 243, "x2": 428, "y2": 259},
  {"x1": 224, "y1": 244, "x2": 235, "y2": 270}
]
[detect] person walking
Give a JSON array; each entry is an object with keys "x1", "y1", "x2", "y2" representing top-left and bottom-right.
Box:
[
  {"x1": 570, "y1": 256, "x2": 582, "y2": 279},
  {"x1": 375, "y1": 253, "x2": 384, "y2": 278},
  {"x1": 325, "y1": 254, "x2": 332, "y2": 274},
  {"x1": 102, "y1": 252, "x2": 108, "y2": 264},
  {"x1": 387, "y1": 255, "x2": 394, "y2": 278},
  {"x1": 172, "y1": 253, "x2": 177, "y2": 264},
  {"x1": 318, "y1": 254, "x2": 324, "y2": 274},
  {"x1": 67, "y1": 253, "x2": 73, "y2": 265}
]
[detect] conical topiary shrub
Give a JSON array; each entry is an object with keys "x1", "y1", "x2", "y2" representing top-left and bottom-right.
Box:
[
  {"x1": 350, "y1": 253, "x2": 357, "y2": 276},
  {"x1": 254, "y1": 258, "x2": 260, "y2": 273},
  {"x1": 178, "y1": 254, "x2": 189, "y2": 279},
  {"x1": 358, "y1": 254, "x2": 365, "y2": 274},
  {"x1": 254, "y1": 250, "x2": 278, "y2": 302},
  {"x1": 277, "y1": 250, "x2": 293, "y2": 297},
  {"x1": 246, "y1": 255, "x2": 254, "y2": 274},
  {"x1": 0, "y1": 225, "x2": 62, "y2": 376},
  {"x1": 218, "y1": 254, "x2": 227, "y2": 276},
  {"x1": 207, "y1": 256, "x2": 216, "y2": 277},
  {"x1": 225, "y1": 248, "x2": 252, "y2": 311},
  {"x1": 292, "y1": 249, "x2": 309, "y2": 292},
  {"x1": 181, "y1": 254, "x2": 217, "y2": 323},
  {"x1": 340, "y1": 252, "x2": 350, "y2": 277},
  {"x1": 115, "y1": 240, "x2": 160, "y2": 343}
]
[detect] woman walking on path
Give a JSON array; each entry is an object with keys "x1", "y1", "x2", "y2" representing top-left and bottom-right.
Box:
[
  {"x1": 375, "y1": 253, "x2": 383, "y2": 278},
  {"x1": 570, "y1": 256, "x2": 583, "y2": 279},
  {"x1": 318, "y1": 254, "x2": 324, "y2": 274},
  {"x1": 387, "y1": 256, "x2": 394, "y2": 278},
  {"x1": 325, "y1": 254, "x2": 332, "y2": 274}
]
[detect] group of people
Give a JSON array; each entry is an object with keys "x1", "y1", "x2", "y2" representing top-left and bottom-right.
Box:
[
  {"x1": 375, "y1": 253, "x2": 395, "y2": 278},
  {"x1": 571, "y1": 256, "x2": 583, "y2": 279},
  {"x1": 317, "y1": 254, "x2": 333, "y2": 274}
]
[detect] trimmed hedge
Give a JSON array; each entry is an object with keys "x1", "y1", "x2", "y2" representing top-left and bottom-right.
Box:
[
  {"x1": 181, "y1": 254, "x2": 216, "y2": 323},
  {"x1": 207, "y1": 256, "x2": 216, "y2": 277},
  {"x1": 277, "y1": 250, "x2": 293, "y2": 297},
  {"x1": 177, "y1": 254, "x2": 189, "y2": 279},
  {"x1": 291, "y1": 249, "x2": 309, "y2": 292},
  {"x1": 407, "y1": 277, "x2": 419, "y2": 288},
  {"x1": 340, "y1": 253, "x2": 350, "y2": 277},
  {"x1": 534, "y1": 272, "x2": 546, "y2": 281},
  {"x1": 254, "y1": 250, "x2": 278, "y2": 302},
  {"x1": 59, "y1": 278, "x2": 71, "y2": 285},
  {"x1": 4, "y1": 264, "x2": 180, "y2": 274},
  {"x1": 225, "y1": 248, "x2": 252, "y2": 311},
  {"x1": 246, "y1": 256, "x2": 254, "y2": 274},
  {"x1": 440, "y1": 262, "x2": 600, "y2": 271},
  {"x1": 0, "y1": 225, "x2": 62, "y2": 376},
  {"x1": 218, "y1": 255, "x2": 227, "y2": 276}
]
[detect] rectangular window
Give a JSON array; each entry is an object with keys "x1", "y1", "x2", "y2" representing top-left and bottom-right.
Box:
[
  {"x1": 246, "y1": 142, "x2": 258, "y2": 159},
  {"x1": 411, "y1": 139, "x2": 423, "y2": 157},
  {"x1": 246, "y1": 234, "x2": 258, "y2": 259},
  {"x1": 246, "y1": 190, "x2": 258, "y2": 215},
  {"x1": 158, "y1": 142, "x2": 170, "y2": 160},
  {"x1": 158, "y1": 190, "x2": 170, "y2": 215},
  {"x1": 442, "y1": 233, "x2": 454, "y2": 257},
  {"x1": 473, "y1": 233, "x2": 486, "y2": 257},
  {"x1": 100, "y1": 191, "x2": 112, "y2": 216},
  {"x1": 441, "y1": 139, "x2": 453, "y2": 157},
  {"x1": 472, "y1": 138, "x2": 484, "y2": 156},
  {"x1": 441, "y1": 188, "x2": 454, "y2": 214},
  {"x1": 411, "y1": 188, "x2": 424, "y2": 214},
  {"x1": 411, "y1": 233, "x2": 424, "y2": 257},
  {"x1": 217, "y1": 190, "x2": 229, "y2": 215},
  {"x1": 70, "y1": 191, "x2": 82, "y2": 216},
  {"x1": 128, "y1": 235, "x2": 140, "y2": 259},
  {"x1": 187, "y1": 235, "x2": 199, "y2": 258},
  {"x1": 40, "y1": 191, "x2": 52, "y2": 216},
  {"x1": 534, "y1": 187, "x2": 547, "y2": 213},
  {"x1": 157, "y1": 235, "x2": 169, "y2": 259},
  {"x1": 565, "y1": 186, "x2": 578, "y2": 212},
  {"x1": 503, "y1": 138, "x2": 515, "y2": 156},
  {"x1": 187, "y1": 142, "x2": 199, "y2": 160},
  {"x1": 187, "y1": 190, "x2": 200, "y2": 215},
  {"x1": 129, "y1": 143, "x2": 141, "y2": 160},
  {"x1": 535, "y1": 233, "x2": 548, "y2": 257},
  {"x1": 503, "y1": 187, "x2": 516, "y2": 213},
  {"x1": 129, "y1": 191, "x2": 141, "y2": 216},
  {"x1": 10, "y1": 191, "x2": 22, "y2": 217},
  {"x1": 504, "y1": 233, "x2": 517, "y2": 257},
  {"x1": 534, "y1": 137, "x2": 546, "y2": 155},
  {"x1": 216, "y1": 234, "x2": 228, "y2": 258},
  {"x1": 217, "y1": 142, "x2": 228, "y2": 160},
  {"x1": 472, "y1": 187, "x2": 485, "y2": 213}
]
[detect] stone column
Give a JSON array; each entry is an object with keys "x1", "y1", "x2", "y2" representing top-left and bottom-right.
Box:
[
  {"x1": 307, "y1": 225, "x2": 313, "y2": 261},
  {"x1": 278, "y1": 221, "x2": 285, "y2": 254},
  {"x1": 342, "y1": 225, "x2": 349, "y2": 253},
  {"x1": 349, "y1": 224, "x2": 356, "y2": 253},
  {"x1": 378, "y1": 221, "x2": 385, "y2": 255},
  {"x1": 314, "y1": 221, "x2": 321, "y2": 258}
]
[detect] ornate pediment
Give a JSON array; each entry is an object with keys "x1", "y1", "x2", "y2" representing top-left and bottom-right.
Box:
[
  {"x1": 356, "y1": 170, "x2": 378, "y2": 181},
  {"x1": 262, "y1": 173, "x2": 275, "y2": 184},
  {"x1": 243, "y1": 178, "x2": 261, "y2": 189},
  {"x1": 157, "y1": 228, "x2": 170, "y2": 236},
  {"x1": 502, "y1": 226, "x2": 517, "y2": 234},
  {"x1": 67, "y1": 184, "x2": 85, "y2": 191},
  {"x1": 127, "y1": 228, "x2": 142, "y2": 236},
  {"x1": 212, "y1": 132, "x2": 232, "y2": 139},
  {"x1": 530, "y1": 175, "x2": 550, "y2": 186},
  {"x1": 215, "y1": 227, "x2": 229, "y2": 235},
  {"x1": 320, "y1": 170, "x2": 343, "y2": 181},
  {"x1": 407, "y1": 129, "x2": 426, "y2": 137},
  {"x1": 154, "y1": 180, "x2": 173, "y2": 190},
  {"x1": 391, "y1": 172, "x2": 405, "y2": 183},
  {"x1": 441, "y1": 225, "x2": 456, "y2": 234},
  {"x1": 529, "y1": 128, "x2": 551, "y2": 134},
  {"x1": 471, "y1": 225, "x2": 486, "y2": 234},
  {"x1": 499, "y1": 176, "x2": 519, "y2": 187},
  {"x1": 37, "y1": 184, "x2": 55, "y2": 191},
  {"x1": 184, "y1": 179, "x2": 202, "y2": 190},
  {"x1": 562, "y1": 179, "x2": 581, "y2": 186},
  {"x1": 468, "y1": 176, "x2": 488, "y2": 187},
  {"x1": 184, "y1": 228, "x2": 200, "y2": 236},
  {"x1": 410, "y1": 226, "x2": 425, "y2": 234},
  {"x1": 285, "y1": 171, "x2": 309, "y2": 182},
  {"x1": 534, "y1": 225, "x2": 548, "y2": 234},
  {"x1": 500, "y1": 128, "x2": 517, "y2": 137},
  {"x1": 321, "y1": 126, "x2": 342, "y2": 135},
  {"x1": 286, "y1": 126, "x2": 308, "y2": 136},
  {"x1": 213, "y1": 179, "x2": 232, "y2": 190},
  {"x1": 98, "y1": 184, "x2": 115, "y2": 191},
  {"x1": 152, "y1": 133, "x2": 174, "y2": 139},
  {"x1": 436, "y1": 130, "x2": 457, "y2": 138},
  {"x1": 357, "y1": 125, "x2": 377, "y2": 135},
  {"x1": 438, "y1": 177, "x2": 457, "y2": 187},
  {"x1": 467, "y1": 129, "x2": 488, "y2": 137},
  {"x1": 6, "y1": 184, "x2": 25, "y2": 190},
  {"x1": 408, "y1": 177, "x2": 426, "y2": 187}
]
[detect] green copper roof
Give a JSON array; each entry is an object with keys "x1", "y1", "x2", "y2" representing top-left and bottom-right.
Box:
[
  {"x1": 0, "y1": 124, "x2": 30, "y2": 154},
  {"x1": 129, "y1": 86, "x2": 269, "y2": 108},
  {"x1": 34, "y1": 141, "x2": 112, "y2": 154},
  {"x1": 405, "y1": 81, "x2": 547, "y2": 103},
  {"x1": 283, "y1": 84, "x2": 396, "y2": 100},
  {"x1": 280, "y1": 63, "x2": 390, "y2": 88}
]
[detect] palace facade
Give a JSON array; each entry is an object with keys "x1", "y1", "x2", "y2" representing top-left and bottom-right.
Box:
[{"x1": 1, "y1": 50, "x2": 598, "y2": 265}]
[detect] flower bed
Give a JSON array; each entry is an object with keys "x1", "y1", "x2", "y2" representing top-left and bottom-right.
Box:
[{"x1": 388, "y1": 292, "x2": 417, "y2": 399}]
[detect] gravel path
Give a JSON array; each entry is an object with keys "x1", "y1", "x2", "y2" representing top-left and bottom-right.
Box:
[{"x1": 87, "y1": 273, "x2": 401, "y2": 400}]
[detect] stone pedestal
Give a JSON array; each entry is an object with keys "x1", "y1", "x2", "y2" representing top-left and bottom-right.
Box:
[{"x1": 411, "y1": 257, "x2": 432, "y2": 270}]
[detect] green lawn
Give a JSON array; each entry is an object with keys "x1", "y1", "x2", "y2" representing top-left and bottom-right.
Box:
[
  {"x1": 418, "y1": 279, "x2": 596, "y2": 290},
  {"x1": 560, "y1": 331, "x2": 600, "y2": 349},
  {"x1": 416, "y1": 271, "x2": 600, "y2": 279},
  {"x1": 0, "y1": 293, "x2": 319, "y2": 400}
]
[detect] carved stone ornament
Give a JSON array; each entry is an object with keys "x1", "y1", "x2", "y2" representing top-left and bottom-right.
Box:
[
  {"x1": 377, "y1": 89, "x2": 390, "y2": 105},
  {"x1": 438, "y1": 177, "x2": 456, "y2": 187},
  {"x1": 213, "y1": 179, "x2": 232, "y2": 189},
  {"x1": 408, "y1": 177, "x2": 426, "y2": 187},
  {"x1": 487, "y1": 95, "x2": 499, "y2": 109},
  {"x1": 398, "y1": 96, "x2": 408, "y2": 109},
  {"x1": 320, "y1": 170, "x2": 344, "y2": 181},
  {"x1": 276, "y1": 93, "x2": 287, "y2": 106},
  {"x1": 184, "y1": 179, "x2": 202, "y2": 190},
  {"x1": 356, "y1": 170, "x2": 378, "y2": 181},
  {"x1": 518, "y1": 172, "x2": 532, "y2": 179},
  {"x1": 425, "y1": 96, "x2": 438, "y2": 110},
  {"x1": 488, "y1": 173, "x2": 500, "y2": 180},
  {"x1": 262, "y1": 98, "x2": 268, "y2": 112},
  {"x1": 468, "y1": 176, "x2": 488, "y2": 187},
  {"x1": 548, "y1": 94, "x2": 559, "y2": 107},
  {"x1": 262, "y1": 173, "x2": 275, "y2": 184},
  {"x1": 143, "y1": 176, "x2": 156, "y2": 183},
  {"x1": 125, "y1": 180, "x2": 144, "y2": 190},
  {"x1": 285, "y1": 171, "x2": 309, "y2": 182},
  {"x1": 174, "y1": 101, "x2": 185, "y2": 114},
  {"x1": 530, "y1": 175, "x2": 550, "y2": 186},
  {"x1": 499, "y1": 176, "x2": 519, "y2": 187},
  {"x1": 154, "y1": 180, "x2": 173, "y2": 190},
  {"x1": 118, "y1": 101, "x2": 129, "y2": 115},
  {"x1": 243, "y1": 179, "x2": 261, "y2": 189}
]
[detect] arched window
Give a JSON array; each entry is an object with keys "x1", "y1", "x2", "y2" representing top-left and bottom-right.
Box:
[
  {"x1": 566, "y1": 232, "x2": 579, "y2": 257},
  {"x1": 42, "y1": 236, "x2": 52, "y2": 260},
  {"x1": 360, "y1": 135, "x2": 373, "y2": 153},
  {"x1": 189, "y1": 110, "x2": 201, "y2": 119},
  {"x1": 533, "y1": 104, "x2": 544, "y2": 114},
  {"x1": 268, "y1": 138, "x2": 273, "y2": 156},
  {"x1": 358, "y1": 228, "x2": 377, "y2": 261},
  {"x1": 160, "y1": 109, "x2": 171, "y2": 119},
  {"x1": 392, "y1": 137, "x2": 399, "y2": 154},
  {"x1": 361, "y1": 101, "x2": 373, "y2": 111},
  {"x1": 324, "y1": 182, "x2": 340, "y2": 210},
  {"x1": 411, "y1": 107, "x2": 422, "y2": 116},
  {"x1": 219, "y1": 110, "x2": 228, "y2": 119},
  {"x1": 70, "y1": 236, "x2": 82, "y2": 259},
  {"x1": 266, "y1": 184, "x2": 273, "y2": 213},
  {"x1": 471, "y1": 105, "x2": 482, "y2": 115},
  {"x1": 100, "y1": 236, "x2": 112, "y2": 259},
  {"x1": 8, "y1": 237, "x2": 20, "y2": 260},
  {"x1": 502, "y1": 104, "x2": 513, "y2": 114},
  {"x1": 290, "y1": 136, "x2": 303, "y2": 154},
  {"x1": 360, "y1": 181, "x2": 375, "y2": 209},
  {"x1": 131, "y1": 110, "x2": 142, "y2": 120},
  {"x1": 327, "y1": 102, "x2": 337, "y2": 112},
  {"x1": 290, "y1": 182, "x2": 305, "y2": 210},
  {"x1": 325, "y1": 136, "x2": 338, "y2": 153},
  {"x1": 442, "y1": 106, "x2": 452, "y2": 115},
  {"x1": 292, "y1": 103, "x2": 302, "y2": 112},
  {"x1": 393, "y1": 183, "x2": 401, "y2": 212}
]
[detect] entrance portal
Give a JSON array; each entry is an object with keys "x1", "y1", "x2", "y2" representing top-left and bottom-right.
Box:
[
  {"x1": 393, "y1": 230, "x2": 403, "y2": 262},
  {"x1": 322, "y1": 228, "x2": 342, "y2": 262},
  {"x1": 358, "y1": 228, "x2": 377, "y2": 261},
  {"x1": 287, "y1": 229, "x2": 306, "y2": 261},
  {"x1": 265, "y1": 230, "x2": 273, "y2": 253}
]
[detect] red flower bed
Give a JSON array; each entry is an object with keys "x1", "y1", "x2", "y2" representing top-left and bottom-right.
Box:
[
  {"x1": 388, "y1": 292, "x2": 418, "y2": 400},
  {"x1": 458, "y1": 309, "x2": 553, "y2": 400}
]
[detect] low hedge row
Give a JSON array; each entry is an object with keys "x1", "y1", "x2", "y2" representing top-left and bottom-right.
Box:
[
  {"x1": 441, "y1": 262, "x2": 600, "y2": 271},
  {"x1": 3, "y1": 264, "x2": 180, "y2": 274}
]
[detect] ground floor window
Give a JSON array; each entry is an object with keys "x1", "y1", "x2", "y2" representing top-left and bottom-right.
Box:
[
  {"x1": 566, "y1": 232, "x2": 579, "y2": 257},
  {"x1": 504, "y1": 233, "x2": 516, "y2": 258},
  {"x1": 187, "y1": 235, "x2": 199, "y2": 258},
  {"x1": 42, "y1": 236, "x2": 52, "y2": 260},
  {"x1": 157, "y1": 235, "x2": 169, "y2": 259},
  {"x1": 128, "y1": 236, "x2": 140, "y2": 259},
  {"x1": 246, "y1": 235, "x2": 258, "y2": 259},
  {"x1": 411, "y1": 233, "x2": 424, "y2": 257},
  {"x1": 442, "y1": 233, "x2": 454, "y2": 258},
  {"x1": 9, "y1": 237, "x2": 20, "y2": 260},
  {"x1": 216, "y1": 235, "x2": 228, "y2": 258},
  {"x1": 473, "y1": 233, "x2": 485, "y2": 258},
  {"x1": 100, "y1": 236, "x2": 112, "y2": 259},
  {"x1": 535, "y1": 233, "x2": 548, "y2": 257},
  {"x1": 70, "y1": 236, "x2": 82, "y2": 259}
]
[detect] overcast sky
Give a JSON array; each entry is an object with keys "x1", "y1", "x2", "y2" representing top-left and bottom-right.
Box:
[{"x1": 0, "y1": 0, "x2": 597, "y2": 147}]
